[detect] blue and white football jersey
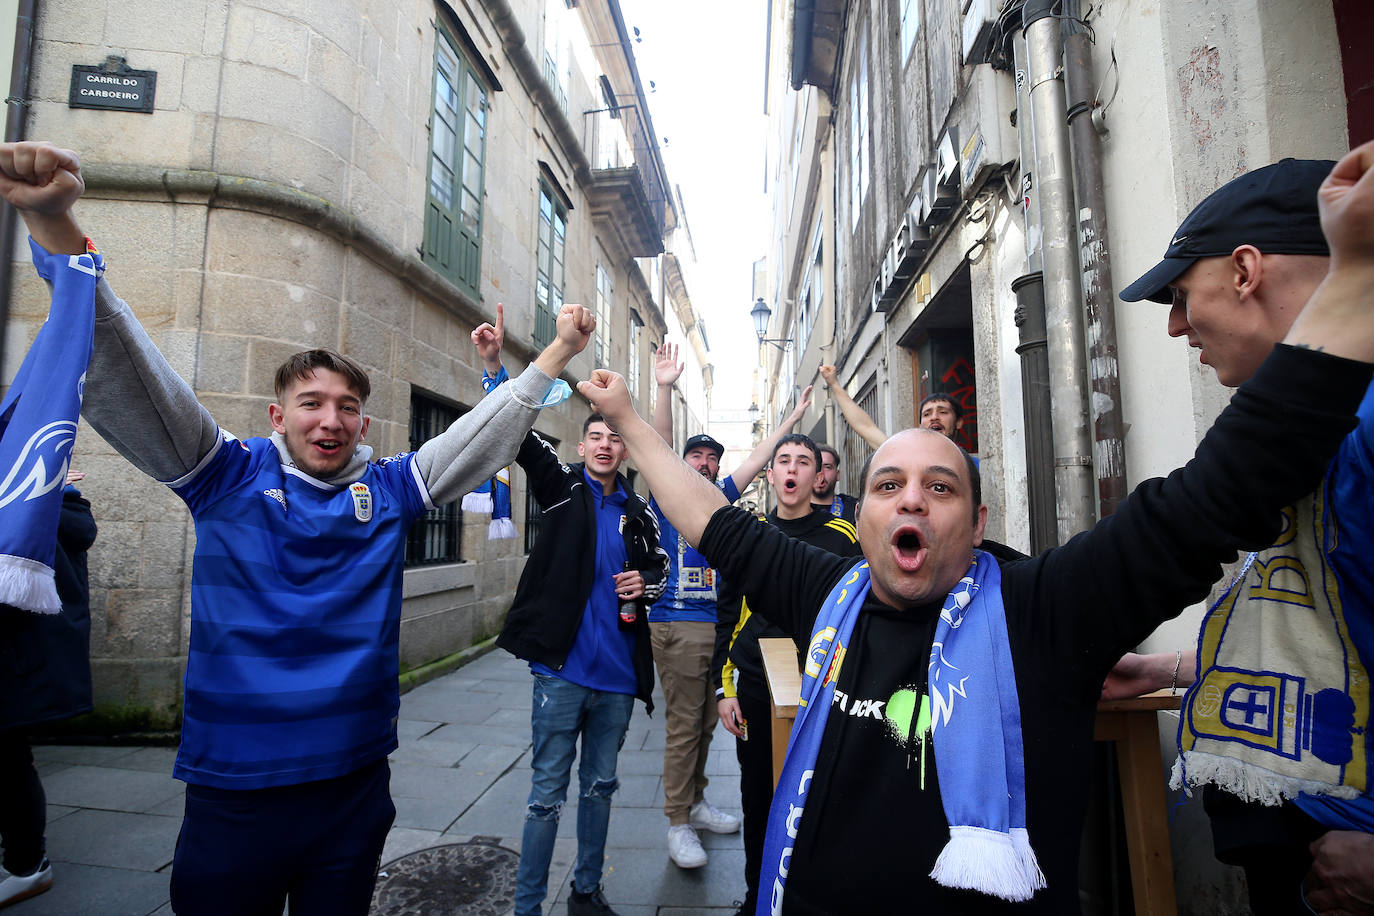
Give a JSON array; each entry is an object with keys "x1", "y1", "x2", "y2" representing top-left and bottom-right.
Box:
[{"x1": 167, "y1": 432, "x2": 430, "y2": 789}]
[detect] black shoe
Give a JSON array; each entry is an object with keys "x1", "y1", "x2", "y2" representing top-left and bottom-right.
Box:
[{"x1": 567, "y1": 883, "x2": 619, "y2": 916}]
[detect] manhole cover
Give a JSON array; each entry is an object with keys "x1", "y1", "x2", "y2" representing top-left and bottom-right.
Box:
[{"x1": 371, "y1": 842, "x2": 518, "y2": 915}]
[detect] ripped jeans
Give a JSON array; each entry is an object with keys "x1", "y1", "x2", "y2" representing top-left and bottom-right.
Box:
[{"x1": 514, "y1": 672, "x2": 634, "y2": 916}]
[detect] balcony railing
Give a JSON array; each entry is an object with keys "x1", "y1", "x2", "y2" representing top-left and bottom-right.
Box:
[{"x1": 583, "y1": 106, "x2": 667, "y2": 257}]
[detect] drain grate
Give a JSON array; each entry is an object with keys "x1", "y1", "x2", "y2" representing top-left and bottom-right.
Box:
[{"x1": 371, "y1": 842, "x2": 519, "y2": 915}]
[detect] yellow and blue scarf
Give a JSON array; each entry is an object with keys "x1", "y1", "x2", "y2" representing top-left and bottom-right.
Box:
[{"x1": 1174, "y1": 482, "x2": 1371, "y2": 810}]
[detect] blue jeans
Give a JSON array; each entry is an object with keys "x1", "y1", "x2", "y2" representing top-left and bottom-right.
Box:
[{"x1": 514, "y1": 672, "x2": 634, "y2": 916}]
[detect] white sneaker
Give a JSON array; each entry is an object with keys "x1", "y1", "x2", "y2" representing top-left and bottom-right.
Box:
[
  {"x1": 689, "y1": 799, "x2": 741, "y2": 834},
  {"x1": 667, "y1": 824, "x2": 708, "y2": 868},
  {"x1": 0, "y1": 858, "x2": 53, "y2": 908}
]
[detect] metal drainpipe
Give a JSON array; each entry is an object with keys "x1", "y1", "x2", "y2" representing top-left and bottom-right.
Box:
[
  {"x1": 1064, "y1": 3, "x2": 1126, "y2": 518},
  {"x1": 1011, "y1": 27, "x2": 1057, "y2": 553},
  {"x1": 0, "y1": 0, "x2": 38, "y2": 382},
  {"x1": 1022, "y1": 0, "x2": 1096, "y2": 542}
]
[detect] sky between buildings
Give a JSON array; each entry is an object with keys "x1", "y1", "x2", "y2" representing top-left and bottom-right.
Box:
[{"x1": 619, "y1": 0, "x2": 773, "y2": 423}]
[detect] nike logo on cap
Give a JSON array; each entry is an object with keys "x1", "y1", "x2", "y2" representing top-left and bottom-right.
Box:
[{"x1": 1171, "y1": 235, "x2": 1188, "y2": 246}]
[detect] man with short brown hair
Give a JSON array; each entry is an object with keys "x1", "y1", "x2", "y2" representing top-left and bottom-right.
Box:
[{"x1": 0, "y1": 140, "x2": 594, "y2": 916}]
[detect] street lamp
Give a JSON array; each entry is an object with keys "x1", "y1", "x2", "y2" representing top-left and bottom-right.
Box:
[{"x1": 749, "y1": 297, "x2": 792, "y2": 351}]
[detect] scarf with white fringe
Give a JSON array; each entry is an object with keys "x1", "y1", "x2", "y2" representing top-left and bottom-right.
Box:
[
  {"x1": 1173, "y1": 481, "x2": 1370, "y2": 807},
  {"x1": 758, "y1": 552, "x2": 1043, "y2": 915},
  {"x1": 461, "y1": 365, "x2": 516, "y2": 538},
  {"x1": 0, "y1": 239, "x2": 102, "y2": 613}
]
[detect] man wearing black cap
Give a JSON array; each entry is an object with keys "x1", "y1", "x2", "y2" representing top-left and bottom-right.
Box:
[
  {"x1": 1122, "y1": 158, "x2": 1374, "y2": 915},
  {"x1": 649, "y1": 344, "x2": 814, "y2": 869}
]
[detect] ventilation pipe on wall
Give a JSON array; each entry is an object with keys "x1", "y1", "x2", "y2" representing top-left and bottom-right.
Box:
[{"x1": 1022, "y1": 0, "x2": 1096, "y2": 542}]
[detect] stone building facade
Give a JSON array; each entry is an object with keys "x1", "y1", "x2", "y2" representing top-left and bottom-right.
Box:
[
  {"x1": 0, "y1": 0, "x2": 710, "y2": 729},
  {"x1": 757, "y1": 0, "x2": 1371, "y2": 910}
]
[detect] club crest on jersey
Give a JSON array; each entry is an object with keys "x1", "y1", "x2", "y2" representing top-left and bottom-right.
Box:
[{"x1": 349, "y1": 482, "x2": 372, "y2": 523}]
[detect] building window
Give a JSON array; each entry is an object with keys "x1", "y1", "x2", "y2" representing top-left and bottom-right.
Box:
[
  {"x1": 542, "y1": 0, "x2": 571, "y2": 116},
  {"x1": 900, "y1": 0, "x2": 921, "y2": 66},
  {"x1": 405, "y1": 391, "x2": 465, "y2": 567},
  {"x1": 798, "y1": 222, "x2": 823, "y2": 354},
  {"x1": 595, "y1": 263, "x2": 613, "y2": 367},
  {"x1": 523, "y1": 434, "x2": 558, "y2": 554},
  {"x1": 628, "y1": 310, "x2": 644, "y2": 401},
  {"x1": 535, "y1": 182, "x2": 567, "y2": 348},
  {"x1": 423, "y1": 26, "x2": 487, "y2": 297},
  {"x1": 848, "y1": 29, "x2": 870, "y2": 230}
]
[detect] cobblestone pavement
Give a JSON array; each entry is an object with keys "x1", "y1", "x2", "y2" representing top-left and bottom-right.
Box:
[{"x1": 13, "y1": 647, "x2": 746, "y2": 916}]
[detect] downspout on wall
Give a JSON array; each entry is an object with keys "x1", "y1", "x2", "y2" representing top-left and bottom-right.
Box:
[
  {"x1": 1010, "y1": 27, "x2": 1057, "y2": 555},
  {"x1": 1022, "y1": 0, "x2": 1096, "y2": 542},
  {"x1": 0, "y1": 0, "x2": 37, "y2": 382},
  {"x1": 1064, "y1": 3, "x2": 1127, "y2": 517},
  {"x1": 789, "y1": 0, "x2": 815, "y2": 91}
]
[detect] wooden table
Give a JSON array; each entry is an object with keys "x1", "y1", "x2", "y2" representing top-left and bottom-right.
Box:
[
  {"x1": 758, "y1": 638, "x2": 1182, "y2": 916},
  {"x1": 1094, "y1": 690, "x2": 1183, "y2": 916},
  {"x1": 759, "y1": 637, "x2": 803, "y2": 789}
]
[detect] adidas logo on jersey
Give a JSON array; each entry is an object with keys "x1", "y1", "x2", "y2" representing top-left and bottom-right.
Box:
[{"x1": 263, "y1": 488, "x2": 287, "y2": 510}]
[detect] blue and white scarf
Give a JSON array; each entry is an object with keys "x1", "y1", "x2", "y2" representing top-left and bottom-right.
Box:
[
  {"x1": 0, "y1": 239, "x2": 102, "y2": 613},
  {"x1": 463, "y1": 365, "x2": 516, "y2": 538},
  {"x1": 462, "y1": 467, "x2": 516, "y2": 539},
  {"x1": 758, "y1": 552, "x2": 1043, "y2": 915}
]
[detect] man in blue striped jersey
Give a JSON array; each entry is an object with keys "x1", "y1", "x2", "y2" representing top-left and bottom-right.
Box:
[{"x1": 0, "y1": 141, "x2": 593, "y2": 916}]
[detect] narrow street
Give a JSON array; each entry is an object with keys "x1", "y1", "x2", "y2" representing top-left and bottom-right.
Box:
[{"x1": 13, "y1": 648, "x2": 746, "y2": 915}]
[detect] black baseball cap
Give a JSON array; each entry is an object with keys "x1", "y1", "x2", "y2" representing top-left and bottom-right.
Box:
[
  {"x1": 1120, "y1": 158, "x2": 1335, "y2": 304},
  {"x1": 682, "y1": 434, "x2": 724, "y2": 458}
]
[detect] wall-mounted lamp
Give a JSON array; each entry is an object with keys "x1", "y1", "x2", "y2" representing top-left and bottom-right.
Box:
[{"x1": 749, "y1": 297, "x2": 792, "y2": 351}]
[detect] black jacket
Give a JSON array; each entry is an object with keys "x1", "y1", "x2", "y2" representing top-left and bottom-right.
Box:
[
  {"x1": 496, "y1": 432, "x2": 669, "y2": 711},
  {"x1": 0, "y1": 487, "x2": 98, "y2": 729},
  {"x1": 712, "y1": 508, "x2": 862, "y2": 701}
]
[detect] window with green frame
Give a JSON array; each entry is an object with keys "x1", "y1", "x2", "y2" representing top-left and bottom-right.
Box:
[
  {"x1": 534, "y1": 182, "x2": 567, "y2": 348},
  {"x1": 423, "y1": 26, "x2": 487, "y2": 298}
]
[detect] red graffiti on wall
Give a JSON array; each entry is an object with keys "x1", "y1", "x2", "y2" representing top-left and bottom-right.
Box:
[{"x1": 939, "y1": 358, "x2": 979, "y2": 454}]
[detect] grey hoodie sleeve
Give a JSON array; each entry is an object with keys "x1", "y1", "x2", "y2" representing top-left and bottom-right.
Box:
[
  {"x1": 83, "y1": 279, "x2": 220, "y2": 482},
  {"x1": 413, "y1": 366, "x2": 555, "y2": 506}
]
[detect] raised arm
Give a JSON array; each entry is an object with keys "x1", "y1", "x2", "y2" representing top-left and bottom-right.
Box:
[
  {"x1": 726, "y1": 384, "x2": 813, "y2": 494},
  {"x1": 471, "y1": 302, "x2": 505, "y2": 381},
  {"x1": 1284, "y1": 141, "x2": 1374, "y2": 363},
  {"x1": 419, "y1": 303, "x2": 593, "y2": 504},
  {"x1": 1038, "y1": 143, "x2": 1374, "y2": 697},
  {"x1": 580, "y1": 369, "x2": 725, "y2": 546},
  {"x1": 0, "y1": 141, "x2": 218, "y2": 481},
  {"x1": 819, "y1": 364, "x2": 886, "y2": 449},
  {"x1": 650, "y1": 341, "x2": 684, "y2": 445}
]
